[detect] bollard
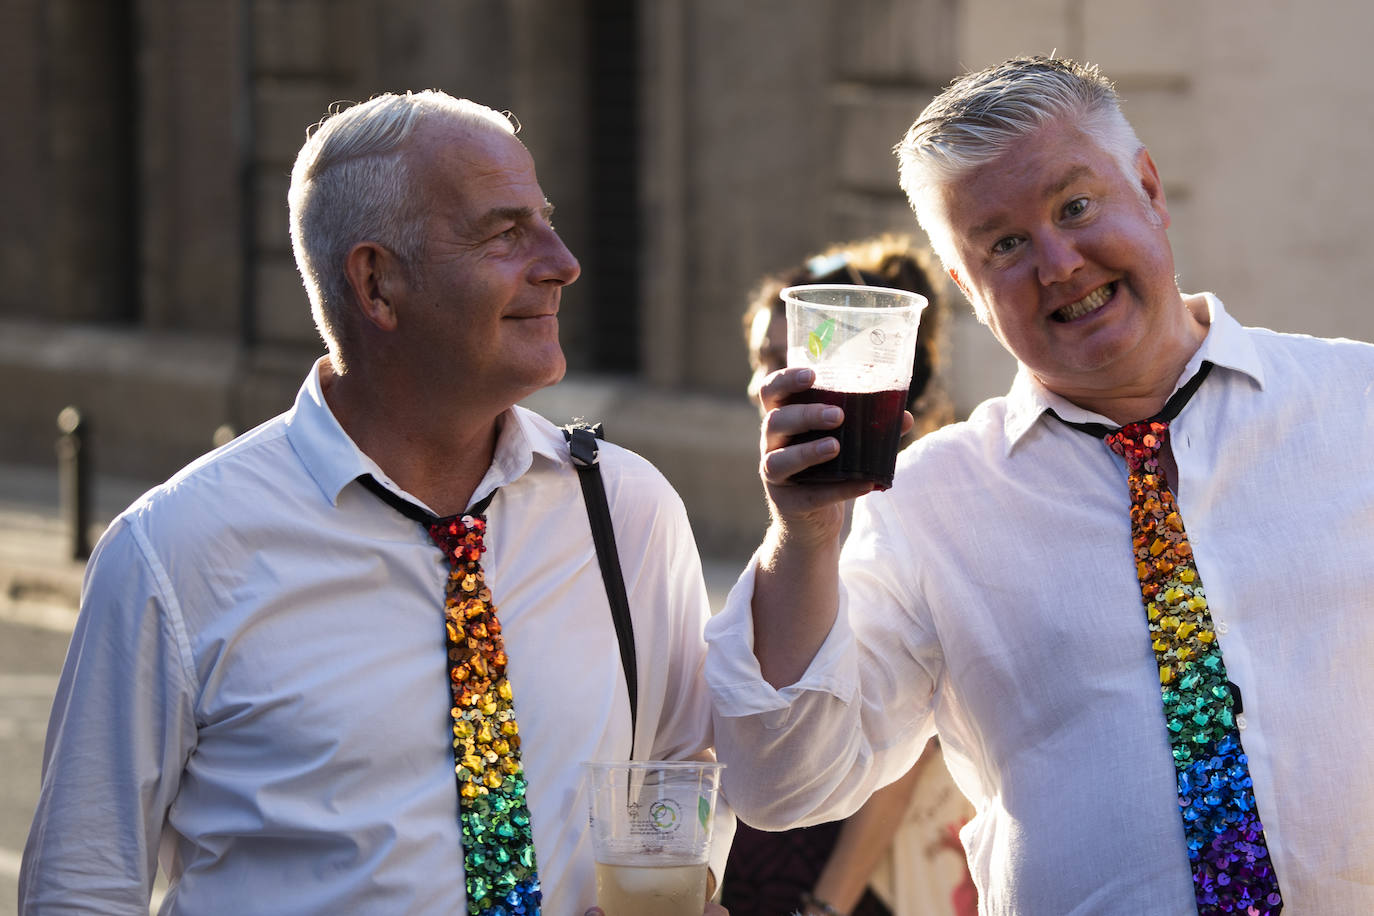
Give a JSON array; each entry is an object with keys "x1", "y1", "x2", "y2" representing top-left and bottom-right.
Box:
[
  {"x1": 212, "y1": 424, "x2": 237, "y2": 448},
  {"x1": 55, "y1": 406, "x2": 92, "y2": 561}
]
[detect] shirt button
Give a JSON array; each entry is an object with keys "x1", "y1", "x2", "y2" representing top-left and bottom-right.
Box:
[
  {"x1": 1216, "y1": 621, "x2": 1229, "y2": 635},
  {"x1": 1236, "y1": 714, "x2": 1248, "y2": 731}
]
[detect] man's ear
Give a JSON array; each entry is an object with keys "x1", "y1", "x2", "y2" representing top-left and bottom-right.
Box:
[
  {"x1": 1136, "y1": 147, "x2": 1170, "y2": 230},
  {"x1": 948, "y1": 266, "x2": 971, "y2": 299},
  {"x1": 947, "y1": 266, "x2": 992, "y2": 325},
  {"x1": 343, "y1": 241, "x2": 403, "y2": 332}
]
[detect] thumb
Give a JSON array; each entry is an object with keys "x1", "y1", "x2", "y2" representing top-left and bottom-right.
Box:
[{"x1": 584, "y1": 909, "x2": 606, "y2": 916}]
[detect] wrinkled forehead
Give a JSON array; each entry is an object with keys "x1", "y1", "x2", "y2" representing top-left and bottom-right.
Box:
[
  {"x1": 410, "y1": 118, "x2": 530, "y2": 175},
  {"x1": 409, "y1": 121, "x2": 545, "y2": 210},
  {"x1": 930, "y1": 122, "x2": 1115, "y2": 248}
]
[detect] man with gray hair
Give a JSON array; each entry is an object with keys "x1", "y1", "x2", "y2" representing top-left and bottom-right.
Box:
[
  {"x1": 22, "y1": 90, "x2": 731, "y2": 914},
  {"x1": 706, "y1": 56, "x2": 1374, "y2": 914}
]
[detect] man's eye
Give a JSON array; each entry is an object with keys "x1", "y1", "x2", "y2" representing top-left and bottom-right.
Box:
[
  {"x1": 991, "y1": 236, "x2": 1020, "y2": 254},
  {"x1": 1064, "y1": 197, "x2": 1088, "y2": 218}
]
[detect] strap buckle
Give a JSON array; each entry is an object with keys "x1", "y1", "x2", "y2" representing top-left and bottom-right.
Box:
[{"x1": 564, "y1": 421, "x2": 604, "y2": 468}]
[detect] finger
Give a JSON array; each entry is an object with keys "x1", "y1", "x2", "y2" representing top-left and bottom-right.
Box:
[
  {"x1": 704, "y1": 904, "x2": 730, "y2": 916},
  {"x1": 758, "y1": 366, "x2": 816, "y2": 411},
  {"x1": 901, "y1": 408, "x2": 915, "y2": 436},
  {"x1": 761, "y1": 435, "x2": 840, "y2": 485},
  {"x1": 762, "y1": 401, "x2": 844, "y2": 452},
  {"x1": 583, "y1": 909, "x2": 605, "y2": 916}
]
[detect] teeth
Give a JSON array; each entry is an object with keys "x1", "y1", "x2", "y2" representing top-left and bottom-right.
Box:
[{"x1": 1055, "y1": 283, "x2": 1113, "y2": 322}]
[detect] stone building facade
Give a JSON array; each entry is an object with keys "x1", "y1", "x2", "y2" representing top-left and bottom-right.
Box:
[{"x1": 4, "y1": 0, "x2": 1373, "y2": 557}]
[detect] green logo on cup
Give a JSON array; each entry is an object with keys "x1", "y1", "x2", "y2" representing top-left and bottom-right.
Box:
[
  {"x1": 649, "y1": 799, "x2": 681, "y2": 831},
  {"x1": 807, "y1": 319, "x2": 836, "y2": 358}
]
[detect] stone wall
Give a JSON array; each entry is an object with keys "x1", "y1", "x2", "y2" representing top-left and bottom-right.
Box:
[{"x1": 3, "y1": 0, "x2": 1373, "y2": 559}]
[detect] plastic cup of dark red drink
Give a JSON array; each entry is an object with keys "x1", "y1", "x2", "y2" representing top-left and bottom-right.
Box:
[{"x1": 781, "y1": 283, "x2": 928, "y2": 490}]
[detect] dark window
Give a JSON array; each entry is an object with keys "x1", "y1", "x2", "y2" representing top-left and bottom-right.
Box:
[{"x1": 585, "y1": 0, "x2": 640, "y2": 372}]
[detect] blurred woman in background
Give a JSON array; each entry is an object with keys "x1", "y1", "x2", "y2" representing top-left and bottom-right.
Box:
[{"x1": 723, "y1": 234, "x2": 975, "y2": 916}]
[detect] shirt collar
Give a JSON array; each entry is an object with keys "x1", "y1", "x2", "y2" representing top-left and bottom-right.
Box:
[
  {"x1": 1002, "y1": 293, "x2": 1266, "y2": 455},
  {"x1": 285, "y1": 357, "x2": 563, "y2": 511}
]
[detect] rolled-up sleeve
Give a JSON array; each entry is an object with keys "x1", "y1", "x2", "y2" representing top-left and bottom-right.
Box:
[
  {"x1": 704, "y1": 496, "x2": 941, "y2": 832},
  {"x1": 704, "y1": 554, "x2": 861, "y2": 720}
]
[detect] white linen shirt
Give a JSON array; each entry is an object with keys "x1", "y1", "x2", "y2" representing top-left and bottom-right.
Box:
[
  {"x1": 706, "y1": 295, "x2": 1374, "y2": 914},
  {"x1": 21, "y1": 359, "x2": 731, "y2": 915}
]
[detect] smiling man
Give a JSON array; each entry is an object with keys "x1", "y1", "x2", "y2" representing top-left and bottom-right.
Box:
[
  {"x1": 706, "y1": 57, "x2": 1374, "y2": 914},
  {"x1": 21, "y1": 91, "x2": 732, "y2": 915}
]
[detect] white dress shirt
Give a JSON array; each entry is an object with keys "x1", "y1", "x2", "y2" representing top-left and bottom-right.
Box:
[
  {"x1": 706, "y1": 295, "x2": 1374, "y2": 915},
  {"x1": 21, "y1": 359, "x2": 732, "y2": 915}
]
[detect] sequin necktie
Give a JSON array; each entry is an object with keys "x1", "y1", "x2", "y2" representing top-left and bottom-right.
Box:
[
  {"x1": 357, "y1": 476, "x2": 542, "y2": 916},
  {"x1": 1053, "y1": 363, "x2": 1283, "y2": 915}
]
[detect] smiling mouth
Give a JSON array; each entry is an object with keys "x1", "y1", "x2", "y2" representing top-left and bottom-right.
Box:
[{"x1": 1051, "y1": 282, "x2": 1115, "y2": 322}]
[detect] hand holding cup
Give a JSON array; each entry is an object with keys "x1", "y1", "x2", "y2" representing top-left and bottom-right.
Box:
[{"x1": 777, "y1": 284, "x2": 927, "y2": 490}]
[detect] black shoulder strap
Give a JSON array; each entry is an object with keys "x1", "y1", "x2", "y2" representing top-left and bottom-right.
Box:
[{"x1": 562, "y1": 421, "x2": 639, "y2": 758}]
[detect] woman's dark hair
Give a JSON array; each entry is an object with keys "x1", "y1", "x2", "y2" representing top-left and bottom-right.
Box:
[{"x1": 743, "y1": 234, "x2": 953, "y2": 437}]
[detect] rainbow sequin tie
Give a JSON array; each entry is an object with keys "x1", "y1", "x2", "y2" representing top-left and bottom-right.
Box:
[
  {"x1": 1055, "y1": 364, "x2": 1282, "y2": 914},
  {"x1": 427, "y1": 508, "x2": 541, "y2": 915},
  {"x1": 357, "y1": 478, "x2": 541, "y2": 915}
]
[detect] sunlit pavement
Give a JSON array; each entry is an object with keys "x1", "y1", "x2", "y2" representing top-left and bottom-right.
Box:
[{"x1": 0, "y1": 465, "x2": 87, "y2": 916}]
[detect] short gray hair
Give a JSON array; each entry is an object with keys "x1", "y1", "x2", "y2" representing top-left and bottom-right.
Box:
[
  {"x1": 288, "y1": 90, "x2": 517, "y2": 367},
  {"x1": 894, "y1": 56, "x2": 1143, "y2": 271}
]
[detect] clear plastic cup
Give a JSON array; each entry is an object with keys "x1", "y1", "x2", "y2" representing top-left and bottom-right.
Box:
[
  {"x1": 582, "y1": 760, "x2": 725, "y2": 916},
  {"x1": 782, "y1": 283, "x2": 928, "y2": 489}
]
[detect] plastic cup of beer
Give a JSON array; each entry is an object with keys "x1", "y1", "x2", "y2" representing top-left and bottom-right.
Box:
[
  {"x1": 781, "y1": 283, "x2": 928, "y2": 490},
  {"x1": 583, "y1": 760, "x2": 725, "y2": 916}
]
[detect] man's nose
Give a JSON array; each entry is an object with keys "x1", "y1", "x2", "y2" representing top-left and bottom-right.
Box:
[
  {"x1": 537, "y1": 227, "x2": 581, "y2": 286},
  {"x1": 1035, "y1": 229, "x2": 1084, "y2": 286}
]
